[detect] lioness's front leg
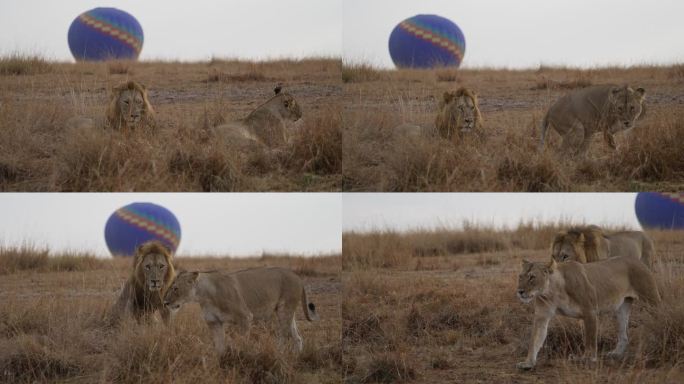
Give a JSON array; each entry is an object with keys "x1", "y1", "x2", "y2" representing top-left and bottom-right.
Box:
[
  {"x1": 582, "y1": 311, "x2": 599, "y2": 362},
  {"x1": 206, "y1": 320, "x2": 226, "y2": 355},
  {"x1": 518, "y1": 311, "x2": 552, "y2": 370},
  {"x1": 603, "y1": 131, "x2": 617, "y2": 150}
]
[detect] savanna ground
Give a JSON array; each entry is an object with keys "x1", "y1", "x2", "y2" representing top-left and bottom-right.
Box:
[
  {"x1": 0, "y1": 249, "x2": 341, "y2": 383},
  {"x1": 343, "y1": 224, "x2": 684, "y2": 383},
  {"x1": 342, "y1": 64, "x2": 684, "y2": 191},
  {"x1": 0, "y1": 55, "x2": 341, "y2": 191}
]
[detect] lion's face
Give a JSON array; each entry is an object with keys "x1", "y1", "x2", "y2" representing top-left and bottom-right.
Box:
[
  {"x1": 136, "y1": 248, "x2": 170, "y2": 292},
  {"x1": 117, "y1": 88, "x2": 147, "y2": 126},
  {"x1": 609, "y1": 86, "x2": 645, "y2": 131},
  {"x1": 517, "y1": 260, "x2": 552, "y2": 304},
  {"x1": 551, "y1": 232, "x2": 585, "y2": 263},
  {"x1": 163, "y1": 271, "x2": 197, "y2": 312},
  {"x1": 278, "y1": 94, "x2": 302, "y2": 122},
  {"x1": 442, "y1": 92, "x2": 478, "y2": 132}
]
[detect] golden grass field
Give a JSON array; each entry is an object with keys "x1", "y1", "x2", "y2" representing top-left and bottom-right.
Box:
[
  {"x1": 342, "y1": 225, "x2": 684, "y2": 383},
  {"x1": 0, "y1": 55, "x2": 341, "y2": 192},
  {"x1": 342, "y1": 64, "x2": 684, "y2": 192},
  {"x1": 0, "y1": 250, "x2": 341, "y2": 383}
]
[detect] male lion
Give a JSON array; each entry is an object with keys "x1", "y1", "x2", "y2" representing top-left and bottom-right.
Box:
[
  {"x1": 390, "y1": 88, "x2": 482, "y2": 142},
  {"x1": 539, "y1": 84, "x2": 646, "y2": 156},
  {"x1": 110, "y1": 241, "x2": 175, "y2": 324},
  {"x1": 213, "y1": 86, "x2": 302, "y2": 148},
  {"x1": 551, "y1": 225, "x2": 654, "y2": 267},
  {"x1": 106, "y1": 81, "x2": 156, "y2": 130},
  {"x1": 434, "y1": 88, "x2": 483, "y2": 143},
  {"x1": 516, "y1": 258, "x2": 660, "y2": 370},
  {"x1": 163, "y1": 267, "x2": 318, "y2": 353},
  {"x1": 66, "y1": 80, "x2": 155, "y2": 131}
]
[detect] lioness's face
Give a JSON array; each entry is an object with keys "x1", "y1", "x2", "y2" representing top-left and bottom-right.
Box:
[
  {"x1": 610, "y1": 87, "x2": 645, "y2": 131},
  {"x1": 517, "y1": 261, "x2": 551, "y2": 304},
  {"x1": 163, "y1": 272, "x2": 196, "y2": 311},
  {"x1": 141, "y1": 252, "x2": 169, "y2": 291},
  {"x1": 444, "y1": 94, "x2": 477, "y2": 132},
  {"x1": 117, "y1": 89, "x2": 146, "y2": 126},
  {"x1": 551, "y1": 239, "x2": 580, "y2": 263},
  {"x1": 280, "y1": 94, "x2": 302, "y2": 122}
]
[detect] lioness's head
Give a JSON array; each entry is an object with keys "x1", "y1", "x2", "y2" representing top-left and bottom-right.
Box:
[
  {"x1": 550, "y1": 226, "x2": 604, "y2": 263},
  {"x1": 163, "y1": 271, "x2": 198, "y2": 312},
  {"x1": 517, "y1": 259, "x2": 555, "y2": 304},
  {"x1": 435, "y1": 88, "x2": 482, "y2": 139},
  {"x1": 609, "y1": 86, "x2": 645, "y2": 131},
  {"x1": 134, "y1": 241, "x2": 174, "y2": 292},
  {"x1": 106, "y1": 81, "x2": 154, "y2": 129},
  {"x1": 272, "y1": 86, "x2": 302, "y2": 122}
]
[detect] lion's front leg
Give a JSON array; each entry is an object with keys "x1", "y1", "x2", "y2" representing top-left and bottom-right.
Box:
[
  {"x1": 206, "y1": 320, "x2": 226, "y2": 355},
  {"x1": 518, "y1": 311, "x2": 552, "y2": 370}
]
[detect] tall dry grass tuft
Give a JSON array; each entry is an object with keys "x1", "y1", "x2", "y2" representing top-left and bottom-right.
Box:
[
  {"x1": 342, "y1": 63, "x2": 386, "y2": 83},
  {"x1": 0, "y1": 246, "x2": 106, "y2": 274},
  {"x1": 288, "y1": 107, "x2": 342, "y2": 175},
  {"x1": 0, "y1": 54, "x2": 52, "y2": 76}
]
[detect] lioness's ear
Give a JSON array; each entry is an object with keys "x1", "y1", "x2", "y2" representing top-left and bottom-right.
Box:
[
  {"x1": 442, "y1": 91, "x2": 453, "y2": 103},
  {"x1": 634, "y1": 87, "x2": 645, "y2": 100},
  {"x1": 611, "y1": 87, "x2": 621, "y2": 95},
  {"x1": 191, "y1": 271, "x2": 199, "y2": 282},
  {"x1": 522, "y1": 259, "x2": 531, "y2": 266},
  {"x1": 274, "y1": 84, "x2": 282, "y2": 95}
]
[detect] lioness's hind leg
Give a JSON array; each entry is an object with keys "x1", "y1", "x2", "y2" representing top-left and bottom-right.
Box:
[
  {"x1": 608, "y1": 299, "x2": 631, "y2": 358},
  {"x1": 560, "y1": 121, "x2": 586, "y2": 156},
  {"x1": 207, "y1": 320, "x2": 226, "y2": 355},
  {"x1": 290, "y1": 314, "x2": 304, "y2": 352}
]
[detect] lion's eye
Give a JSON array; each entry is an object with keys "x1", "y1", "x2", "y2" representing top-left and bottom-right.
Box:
[
  {"x1": 145, "y1": 265, "x2": 151, "y2": 270},
  {"x1": 630, "y1": 106, "x2": 635, "y2": 112},
  {"x1": 123, "y1": 100, "x2": 129, "y2": 105},
  {"x1": 528, "y1": 275, "x2": 535, "y2": 281},
  {"x1": 160, "y1": 265, "x2": 166, "y2": 269}
]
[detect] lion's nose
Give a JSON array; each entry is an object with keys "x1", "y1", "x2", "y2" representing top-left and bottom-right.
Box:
[
  {"x1": 465, "y1": 118, "x2": 473, "y2": 123},
  {"x1": 623, "y1": 121, "x2": 630, "y2": 127},
  {"x1": 517, "y1": 289, "x2": 525, "y2": 296}
]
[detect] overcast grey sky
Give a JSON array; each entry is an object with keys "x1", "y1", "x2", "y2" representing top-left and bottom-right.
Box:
[
  {"x1": 344, "y1": 0, "x2": 684, "y2": 69},
  {"x1": 0, "y1": 194, "x2": 341, "y2": 257},
  {"x1": 343, "y1": 193, "x2": 640, "y2": 232},
  {"x1": 0, "y1": 0, "x2": 341, "y2": 61}
]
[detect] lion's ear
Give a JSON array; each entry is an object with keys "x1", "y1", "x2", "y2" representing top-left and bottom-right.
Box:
[
  {"x1": 611, "y1": 87, "x2": 622, "y2": 95},
  {"x1": 547, "y1": 258, "x2": 557, "y2": 273},
  {"x1": 442, "y1": 92, "x2": 453, "y2": 103},
  {"x1": 522, "y1": 259, "x2": 531, "y2": 266},
  {"x1": 191, "y1": 271, "x2": 200, "y2": 282},
  {"x1": 577, "y1": 233, "x2": 585, "y2": 244}
]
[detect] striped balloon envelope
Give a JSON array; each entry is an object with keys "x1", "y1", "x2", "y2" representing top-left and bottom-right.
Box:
[
  {"x1": 68, "y1": 7, "x2": 144, "y2": 61},
  {"x1": 389, "y1": 14, "x2": 466, "y2": 69},
  {"x1": 635, "y1": 192, "x2": 684, "y2": 230},
  {"x1": 104, "y1": 202, "x2": 181, "y2": 257}
]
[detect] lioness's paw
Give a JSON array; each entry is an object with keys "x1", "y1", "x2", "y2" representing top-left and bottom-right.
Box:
[
  {"x1": 606, "y1": 350, "x2": 624, "y2": 359},
  {"x1": 516, "y1": 361, "x2": 534, "y2": 371}
]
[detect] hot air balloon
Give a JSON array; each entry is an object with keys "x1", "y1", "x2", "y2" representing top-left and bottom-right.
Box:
[
  {"x1": 68, "y1": 7, "x2": 144, "y2": 61},
  {"x1": 104, "y1": 202, "x2": 181, "y2": 257},
  {"x1": 389, "y1": 14, "x2": 466, "y2": 69},
  {"x1": 635, "y1": 192, "x2": 684, "y2": 230}
]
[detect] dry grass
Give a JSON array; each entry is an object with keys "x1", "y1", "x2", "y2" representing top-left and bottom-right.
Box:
[
  {"x1": 343, "y1": 65, "x2": 684, "y2": 191},
  {"x1": 0, "y1": 57, "x2": 341, "y2": 191},
  {"x1": 342, "y1": 225, "x2": 684, "y2": 382},
  {"x1": 0, "y1": 251, "x2": 341, "y2": 383},
  {"x1": 0, "y1": 53, "x2": 53, "y2": 76}
]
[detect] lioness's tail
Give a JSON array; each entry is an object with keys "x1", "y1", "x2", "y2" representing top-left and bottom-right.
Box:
[
  {"x1": 301, "y1": 287, "x2": 319, "y2": 321},
  {"x1": 538, "y1": 113, "x2": 550, "y2": 151},
  {"x1": 629, "y1": 261, "x2": 661, "y2": 305}
]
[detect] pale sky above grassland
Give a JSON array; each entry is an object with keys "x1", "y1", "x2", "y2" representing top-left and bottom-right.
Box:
[
  {"x1": 0, "y1": 194, "x2": 342, "y2": 257},
  {"x1": 343, "y1": 193, "x2": 640, "y2": 232},
  {"x1": 0, "y1": 0, "x2": 342, "y2": 61},
  {"x1": 344, "y1": 0, "x2": 684, "y2": 69}
]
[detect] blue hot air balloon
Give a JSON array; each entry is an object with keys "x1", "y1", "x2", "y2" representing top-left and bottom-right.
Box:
[
  {"x1": 104, "y1": 202, "x2": 181, "y2": 257},
  {"x1": 389, "y1": 14, "x2": 466, "y2": 69},
  {"x1": 635, "y1": 192, "x2": 684, "y2": 230},
  {"x1": 68, "y1": 7, "x2": 144, "y2": 61}
]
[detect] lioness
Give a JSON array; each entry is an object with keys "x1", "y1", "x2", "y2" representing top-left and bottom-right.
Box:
[
  {"x1": 434, "y1": 88, "x2": 483, "y2": 142},
  {"x1": 213, "y1": 86, "x2": 302, "y2": 148},
  {"x1": 551, "y1": 225, "x2": 654, "y2": 267},
  {"x1": 66, "y1": 80, "x2": 156, "y2": 131},
  {"x1": 516, "y1": 258, "x2": 660, "y2": 370},
  {"x1": 539, "y1": 85, "x2": 645, "y2": 155},
  {"x1": 164, "y1": 267, "x2": 318, "y2": 353},
  {"x1": 110, "y1": 241, "x2": 176, "y2": 324}
]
